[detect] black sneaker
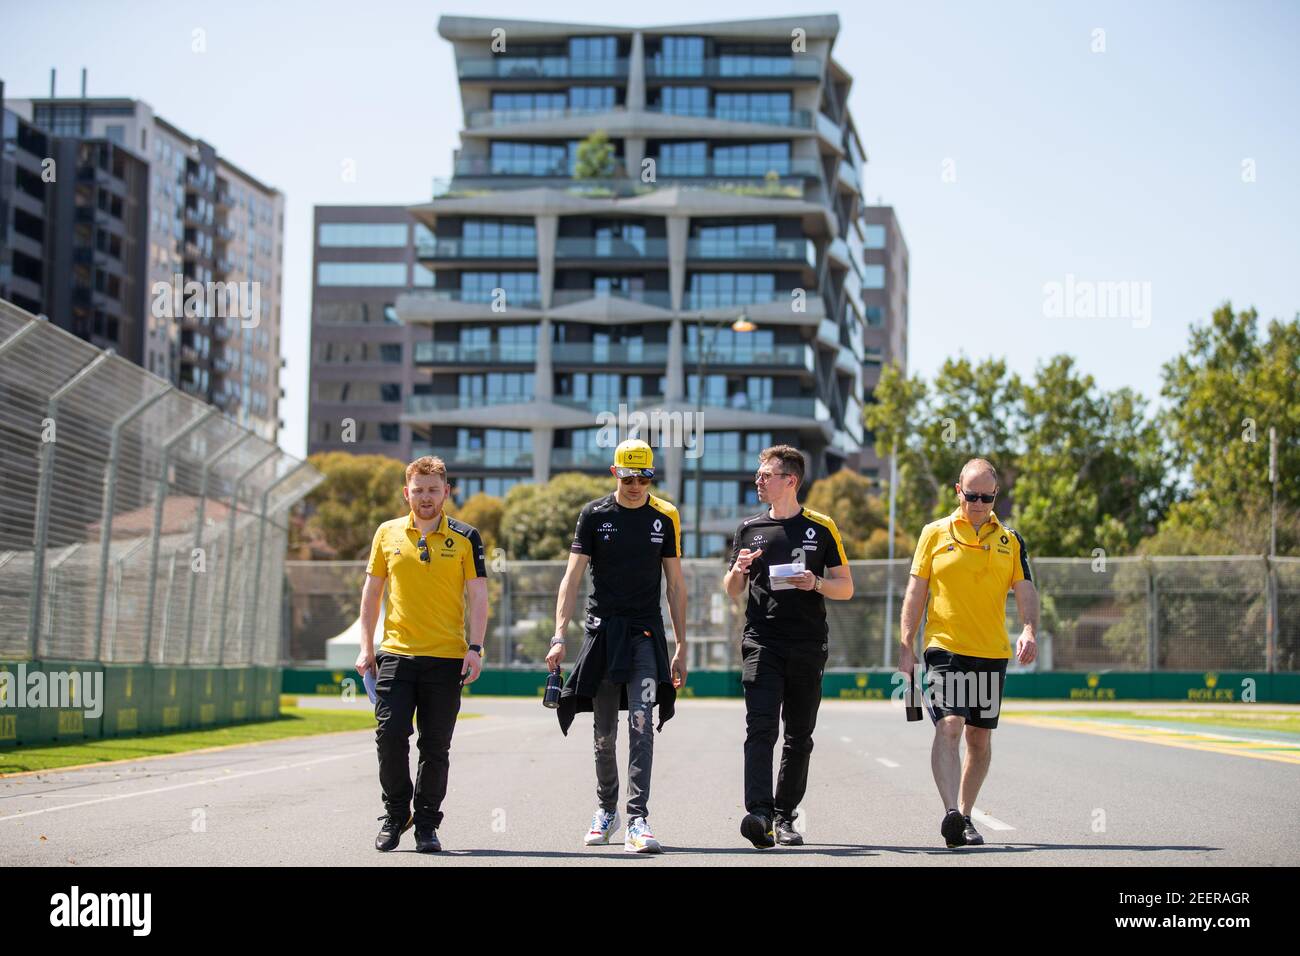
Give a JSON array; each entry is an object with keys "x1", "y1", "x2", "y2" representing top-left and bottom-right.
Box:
[
  {"x1": 375, "y1": 812, "x2": 413, "y2": 852},
  {"x1": 774, "y1": 819, "x2": 804, "y2": 846},
  {"x1": 940, "y1": 808, "x2": 967, "y2": 848},
  {"x1": 741, "y1": 812, "x2": 775, "y2": 849},
  {"x1": 415, "y1": 823, "x2": 442, "y2": 853},
  {"x1": 962, "y1": 815, "x2": 984, "y2": 846}
]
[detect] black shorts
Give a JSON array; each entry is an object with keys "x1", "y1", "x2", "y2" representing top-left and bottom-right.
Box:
[{"x1": 923, "y1": 648, "x2": 1008, "y2": 729}]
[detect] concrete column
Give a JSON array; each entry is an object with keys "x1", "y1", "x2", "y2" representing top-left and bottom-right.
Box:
[
  {"x1": 532, "y1": 426, "x2": 553, "y2": 483},
  {"x1": 664, "y1": 444, "x2": 685, "y2": 503},
  {"x1": 667, "y1": 215, "x2": 690, "y2": 311},
  {"x1": 666, "y1": 318, "x2": 684, "y2": 402},
  {"x1": 627, "y1": 31, "x2": 646, "y2": 110},
  {"x1": 535, "y1": 214, "x2": 558, "y2": 309},
  {"x1": 624, "y1": 138, "x2": 646, "y2": 179},
  {"x1": 534, "y1": 317, "x2": 554, "y2": 401}
]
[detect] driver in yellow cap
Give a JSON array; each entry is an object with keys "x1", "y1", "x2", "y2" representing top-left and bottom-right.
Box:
[{"x1": 548, "y1": 439, "x2": 688, "y2": 853}]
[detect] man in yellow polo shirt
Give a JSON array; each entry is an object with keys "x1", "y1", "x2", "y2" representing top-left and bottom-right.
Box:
[
  {"x1": 356, "y1": 455, "x2": 487, "y2": 853},
  {"x1": 898, "y1": 457, "x2": 1039, "y2": 849}
]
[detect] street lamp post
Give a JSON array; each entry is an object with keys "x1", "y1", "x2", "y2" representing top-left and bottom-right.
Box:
[{"x1": 692, "y1": 312, "x2": 755, "y2": 557}]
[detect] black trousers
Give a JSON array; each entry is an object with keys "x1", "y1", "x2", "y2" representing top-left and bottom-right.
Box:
[
  {"x1": 741, "y1": 635, "x2": 828, "y2": 823},
  {"x1": 374, "y1": 652, "x2": 463, "y2": 828}
]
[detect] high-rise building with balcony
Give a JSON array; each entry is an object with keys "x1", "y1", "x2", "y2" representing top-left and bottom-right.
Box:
[
  {"x1": 5, "y1": 84, "x2": 285, "y2": 442},
  {"x1": 333, "y1": 14, "x2": 906, "y2": 554}
]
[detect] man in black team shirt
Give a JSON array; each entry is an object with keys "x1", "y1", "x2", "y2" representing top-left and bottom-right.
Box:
[
  {"x1": 547, "y1": 439, "x2": 687, "y2": 853},
  {"x1": 723, "y1": 444, "x2": 854, "y2": 848}
]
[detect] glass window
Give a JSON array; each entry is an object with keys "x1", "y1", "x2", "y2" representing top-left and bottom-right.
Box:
[
  {"x1": 318, "y1": 223, "x2": 409, "y2": 247},
  {"x1": 658, "y1": 36, "x2": 704, "y2": 76},
  {"x1": 661, "y1": 86, "x2": 709, "y2": 117},
  {"x1": 570, "y1": 86, "x2": 615, "y2": 110},
  {"x1": 715, "y1": 92, "x2": 791, "y2": 123},
  {"x1": 713, "y1": 142, "x2": 790, "y2": 176},
  {"x1": 862, "y1": 264, "x2": 885, "y2": 289},
  {"x1": 659, "y1": 141, "x2": 706, "y2": 176},
  {"x1": 317, "y1": 262, "x2": 408, "y2": 286},
  {"x1": 862, "y1": 224, "x2": 886, "y2": 249}
]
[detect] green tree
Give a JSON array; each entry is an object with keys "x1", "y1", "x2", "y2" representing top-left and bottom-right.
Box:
[
  {"x1": 1012, "y1": 356, "x2": 1171, "y2": 557},
  {"x1": 1156, "y1": 302, "x2": 1300, "y2": 552},
  {"x1": 574, "y1": 130, "x2": 615, "y2": 179},
  {"x1": 300, "y1": 452, "x2": 408, "y2": 559},
  {"x1": 500, "y1": 472, "x2": 616, "y2": 559},
  {"x1": 455, "y1": 492, "x2": 504, "y2": 557},
  {"x1": 864, "y1": 356, "x2": 1022, "y2": 538},
  {"x1": 803, "y1": 468, "x2": 912, "y2": 558}
]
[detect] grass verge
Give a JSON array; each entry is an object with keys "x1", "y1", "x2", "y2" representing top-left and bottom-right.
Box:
[{"x1": 0, "y1": 706, "x2": 479, "y2": 776}]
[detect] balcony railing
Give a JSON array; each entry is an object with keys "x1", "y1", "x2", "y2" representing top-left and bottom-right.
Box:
[
  {"x1": 551, "y1": 342, "x2": 670, "y2": 364},
  {"x1": 414, "y1": 342, "x2": 538, "y2": 364},
  {"x1": 683, "y1": 343, "x2": 813, "y2": 370},
  {"x1": 432, "y1": 175, "x2": 810, "y2": 200},
  {"x1": 680, "y1": 449, "x2": 760, "y2": 472},
  {"x1": 423, "y1": 237, "x2": 538, "y2": 258},
  {"x1": 684, "y1": 289, "x2": 789, "y2": 309},
  {"x1": 656, "y1": 157, "x2": 821, "y2": 179},
  {"x1": 689, "y1": 395, "x2": 823, "y2": 418},
  {"x1": 550, "y1": 288, "x2": 673, "y2": 309},
  {"x1": 412, "y1": 446, "x2": 534, "y2": 469},
  {"x1": 646, "y1": 56, "x2": 821, "y2": 79},
  {"x1": 406, "y1": 393, "x2": 535, "y2": 414},
  {"x1": 550, "y1": 447, "x2": 614, "y2": 469},
  {"x1": 555, "y1": 237, "x2": 668, "y2": 259},
  {"x1": 645, "y1": 105, "x2": 812, "y2": 128},
  {"x1": 407, "y1": 289, "x2": 543, "y2": 309},
  {"x1": 458, "y1": 57, "x2": 629, "y2": 80},
  {"x1": 552, "y1": 394, "x2": 665, "y2": 414},
  {"x1": 467, "y1": 106, "x2": 619, "y2": 128},
  {"x1": 687, "y1": 237, "x2": 815, "y2": 264}
]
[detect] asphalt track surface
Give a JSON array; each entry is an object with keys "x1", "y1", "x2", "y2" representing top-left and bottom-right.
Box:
[{"x1": 2, "y1": 697, "x2": 1297, "y2": 866}]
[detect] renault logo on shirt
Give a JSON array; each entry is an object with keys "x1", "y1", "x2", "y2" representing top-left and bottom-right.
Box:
[
  {"x1": 653, "y1": 518, "x2": 662, "y2": 532},
  {"x1": 805, "y1": 528, "x2": 816, "y2": 540}
]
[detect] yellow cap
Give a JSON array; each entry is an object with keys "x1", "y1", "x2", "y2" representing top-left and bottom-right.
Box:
[{"x1": 614, "y1": 438, "x2": 655, "y2": 477}]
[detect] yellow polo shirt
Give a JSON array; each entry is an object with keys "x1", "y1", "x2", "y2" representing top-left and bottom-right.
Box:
[
  {"x1": 366, "y1": 510, "x2": 486, "y2": 659},
  {"x1": 909, "y1": 508, "x2": 1031, "y2": 659}
]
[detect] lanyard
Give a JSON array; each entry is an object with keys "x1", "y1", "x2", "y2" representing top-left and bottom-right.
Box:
[{"x1": 946, "y1": 517, "x2": 994, "y2": 572}]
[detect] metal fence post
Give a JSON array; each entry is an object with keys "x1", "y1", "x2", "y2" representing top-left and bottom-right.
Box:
[
  {"x1": 218, "y1": 450, "x2": 278, "y2": 665},
  {"x1": 92, "y1": 385, "x2": 170, "y2": 660},
  {"x1": 1146, "y1": 557, "x2": 1159, "y2": 671},
  {"x1": 184, "y1": 433, "x2": 253, "y2": 664},
  {"x1": 1266, "y1": 555, "x2": 1278, "y2": 673},
  {"x1": 246, "y1": 462, "x2": 306, "y2": 667},
  {"x1": 27, "y1": 351, "x2": 112, "y2": 660},
  {"x1": 143, "y1": 407, "x2": 217, "y2": 663}
]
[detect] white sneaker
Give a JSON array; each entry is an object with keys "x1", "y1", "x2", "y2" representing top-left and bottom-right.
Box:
[
  {"x1": 584, "y1": 808, "x2": 620, "y2": 846},
  {"x1": 624, "y1": 816, "x2": 662, "y2": 853}
]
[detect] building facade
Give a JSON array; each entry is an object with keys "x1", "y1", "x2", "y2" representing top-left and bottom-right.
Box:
[
  {"x1": 3, "y1": 87, "x2": 285, "y2": 442},
  {"x1": 308, "y1": 205, "x2": 434, "y2": 461},
  {"x1": 395, "y1": 15, "x2": 908, "y2": 554}
]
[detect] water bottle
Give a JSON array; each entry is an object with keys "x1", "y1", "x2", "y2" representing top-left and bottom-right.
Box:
[
  {"x1": 543, "y1": 669, "x2": 563, "y2": 709},
  {"x1": 905, "y1": 674, "x2": 923, "y2": 722}
]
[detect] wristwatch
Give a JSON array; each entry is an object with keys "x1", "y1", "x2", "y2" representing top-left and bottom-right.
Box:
[
  {"x1": 549, "y1": 635, "x2": 566, "y2": 647},
  {"x1": 468, "y1": 643, "x2": 483, "y2": 655},
  {"x1": 814, "y1": 575, "x2": 823, "y2": 593}
]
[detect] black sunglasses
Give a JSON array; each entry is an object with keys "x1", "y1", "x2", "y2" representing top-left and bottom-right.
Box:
[
  {"x1": 417, "y1": 534, "x2": 430, "y2": 562},
  {"x1": 960, "y1": 489, "x2": 997, "y2": 504}
]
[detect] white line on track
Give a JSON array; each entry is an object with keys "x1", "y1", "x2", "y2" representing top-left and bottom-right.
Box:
[
  {"x1": 874, "y1": 757, "x2": 900, "y2": 768},
  {"x1": 839, "y1": 736, "x2": 853, "y2": 743},
  {"x1": 0, "y1": 716, "x2": 536, "y2": 823},
  {"x1": 971, "y1": 808, "x2": 1015, "y2": 831}
]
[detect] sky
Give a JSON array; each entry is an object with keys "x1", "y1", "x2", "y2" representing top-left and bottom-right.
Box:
[{"x1": 2, "y1": 0, "x2": 1297, "y2": 459}]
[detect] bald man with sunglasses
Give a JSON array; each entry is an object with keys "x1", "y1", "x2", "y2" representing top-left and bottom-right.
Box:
[{"x1": 898, "y1": 458, "x2": 1039, "y2": 848}]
